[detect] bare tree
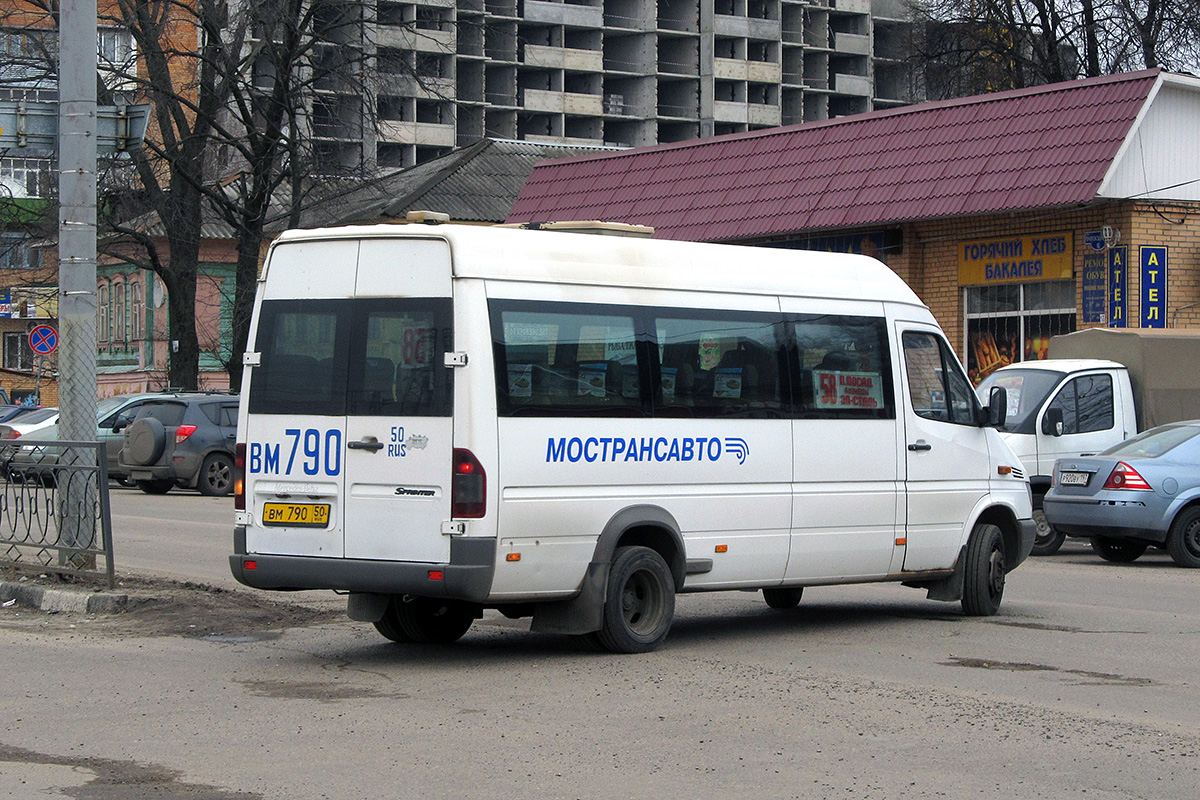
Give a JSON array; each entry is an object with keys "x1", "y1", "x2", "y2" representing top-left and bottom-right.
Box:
[
  {"x1": 3, "y1": 1, "x2": 466, "y2": 390},
  {"x1": 909, "y1": 0, "x2": 1200, "y2": 99},
  {"x1": 100, "y1": 0, "x2": 439, "y2": 391}
]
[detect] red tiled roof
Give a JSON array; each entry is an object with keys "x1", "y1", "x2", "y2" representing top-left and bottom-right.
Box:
[{"x1": 508, "y1": 70, "x2": 1162, "y2": 241}]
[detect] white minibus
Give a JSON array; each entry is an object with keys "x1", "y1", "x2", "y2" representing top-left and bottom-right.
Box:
[{"x1": 231, "y1": 220, "x2": 1035, "y2": 652}]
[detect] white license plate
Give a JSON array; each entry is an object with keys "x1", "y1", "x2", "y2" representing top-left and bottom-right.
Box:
[{"x1": 1059, "y1": 471, "x2": 1091, "y2": 487}]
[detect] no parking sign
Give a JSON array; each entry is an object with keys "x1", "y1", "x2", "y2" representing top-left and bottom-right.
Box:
[{"x1": 29, "y1": 324, "x2": 58, "y2": 355}]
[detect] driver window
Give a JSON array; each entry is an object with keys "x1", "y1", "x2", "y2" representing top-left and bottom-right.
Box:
[
  {"x1": 902, "y1": 331, "x2": 977, "y2": 426},
  {"x1": 1046, "y1": 374, "x2": 1114, "y2": 435}
]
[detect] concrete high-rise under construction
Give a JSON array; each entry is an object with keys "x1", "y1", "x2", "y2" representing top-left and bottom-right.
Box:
[{"x1": 315, "y1": 0, "x2": 916, "y2": 170}]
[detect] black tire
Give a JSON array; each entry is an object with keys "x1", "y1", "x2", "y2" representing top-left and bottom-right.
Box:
[
  {"x1": 376, "y1": 595, "x2": 475, "y2": 644},
  {"x1": 1090, "y1": 535, "x2": 1147, "y2": 563},
  {"x1": 1030, "y1": 509, "x2": 1066, "y2": 556},
  {"x1": 762, "y1": 587, "x2": 804, "y2": 609},
  {"x1": 198, "y1": 453, "x2": 234, "y2": 497},
  {"x1": 962, "y1": 523, "x2": 1006, "y2": 616},
  {"x1": 137, "y1": 478, "x2": 174, "y2": 495},
  {"x1": 373, "y1": 600, "x2": 415, "y2": 643},
  {"x1": 595, "y1": 546, "x2": 675, "y2": 653},
  {"x1": 1166, "y1": 506, "x2": 1200, "y2": 568},
  {"x1": 124, "y1": 418, "x2": 166, "y2": 466}
]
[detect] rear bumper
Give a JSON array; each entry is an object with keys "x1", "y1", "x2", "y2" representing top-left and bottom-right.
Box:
[
  {"x1": 229, "y1": 528, "x2": 496, "y2": 603},
  {"x1": 1043, "y1": 496, "x2": 1168, "y2": 544}
]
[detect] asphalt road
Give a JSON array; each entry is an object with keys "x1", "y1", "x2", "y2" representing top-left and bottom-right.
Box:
[{"x1": 1, "y1": 489, "x2": 1198, "y2": 799}]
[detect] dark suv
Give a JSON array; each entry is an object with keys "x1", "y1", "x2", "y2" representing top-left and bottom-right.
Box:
[{"x1": 118, "y1": 394, "x2": 239, "y2": 496}]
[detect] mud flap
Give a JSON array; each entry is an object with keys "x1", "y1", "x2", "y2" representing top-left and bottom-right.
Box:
[
  {"x1": 904, "y1": 546, "x2": 966, "y2": 602},
  {"x1": 347, "y1": 592, "x2": 390, "y2": 622},
  {"x1": 530, "y1": 561, "x2": 609, "y2": 635}
]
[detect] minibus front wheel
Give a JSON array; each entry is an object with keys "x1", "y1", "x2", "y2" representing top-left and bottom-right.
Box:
[
  {"x1": 595, "y1": 546, "x2": 675, "y2": 654},
  {"x1": 374, "y1": 595, "x2": 478, "y2": 644},
  {"x1": 962, "y1": 523, "x2": 1006, "y2": 616}
]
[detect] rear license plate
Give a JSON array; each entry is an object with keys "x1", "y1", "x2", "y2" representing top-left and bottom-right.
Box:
[
  {"x1": 1059, "y1": 471, "x2": 1091, "y2": 487},
  {"x1": 262, "y1": 502, "x2": 331, "y2": 528}
]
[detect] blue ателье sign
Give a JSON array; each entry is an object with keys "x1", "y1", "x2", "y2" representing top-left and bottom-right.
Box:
[{"x1": 1140, "y1": 246, "x2": 1167, "y2": 329}]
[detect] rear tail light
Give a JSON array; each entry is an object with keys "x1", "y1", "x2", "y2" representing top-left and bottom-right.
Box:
[
  {"x1": 451, "y1": 448, "x2": 486, "y2": 518},
  {"x1": 2, "y1": 430, "x2": 19, "y2": 439},
  {"x1": 1103, "y1": 462, "x2": 1152, "y2": 491},
  {"x1": 175, "y1": 424, "x2": 198, "y2": 444},
  {"x1": 234, "y1": 443, "x2": 246, "y2": 511}
]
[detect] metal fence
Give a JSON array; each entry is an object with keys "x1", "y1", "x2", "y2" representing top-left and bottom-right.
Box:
[{"x1": 0, "y1": 440, "x2": 114, "y2": 587}]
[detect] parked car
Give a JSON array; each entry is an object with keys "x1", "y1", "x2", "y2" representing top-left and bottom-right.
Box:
[
  {"x1": 118, "y1": 394, "x2": 239, "y2": 495},
  {"x1": 0, "y1": 404, "x2": 41, "y2": 424},
  {"x1": 1043, "y1": 421, "x2": 1200, "y2": 568},
  {"x1": 0, "y1": 408, "x2": 61, "y2": 486},
  {"x1": 0, "y1": 407, "x2": 59, "y2": 440},
  {"x1": 18, "y1": 393, "x2": 191, "y2": 485}
]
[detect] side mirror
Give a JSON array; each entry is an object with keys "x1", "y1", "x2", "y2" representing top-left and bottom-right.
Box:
[
  {"x1": 1042, "y1": 407, "x2": 1064, "y2": 437},
  {"x1": 986, "y1": 386, "x2": 1007, "y2": 428},
  {"x1": 112, "y1": 419, "x2": 129, "y2": 433}
]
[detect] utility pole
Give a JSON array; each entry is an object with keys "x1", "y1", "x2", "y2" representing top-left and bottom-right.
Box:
[
  {"x1": 0, "y1": 4, "x2": 146, "y2": 572},
  {"x1": 57, "y1": 0, "x2": 99, "y2": 566},
  {"x1": 58, "y1": 0, "x2": 98, "y2": 441}
]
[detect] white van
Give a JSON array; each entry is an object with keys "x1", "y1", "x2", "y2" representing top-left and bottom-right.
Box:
[{"x1": 230, "y1": 221, "x2": 1034, "y2": 652}]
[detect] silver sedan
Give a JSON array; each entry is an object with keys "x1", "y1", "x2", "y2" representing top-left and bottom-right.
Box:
[{"x1": 1043, "y1": 421, "x2": 1200, "y2": 567}]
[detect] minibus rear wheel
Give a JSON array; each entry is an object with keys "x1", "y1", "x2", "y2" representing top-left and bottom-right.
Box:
[
  {"x1": 962, "y1": 523, "x2": 1006, "y2": 616},
  {"x1": 596, "y1": 546, "x2": 675, "y2": 654},
  {"x1": 374, "y1": 595, "x2": 475, "y2": 644}
]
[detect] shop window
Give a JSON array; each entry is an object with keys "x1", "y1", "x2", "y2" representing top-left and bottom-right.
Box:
[
  {"x1": 114, "y1": 282, "x2": 126, "y2": 345},
  {"x1": 966, "y1": 280, "x2": 1074, "y2": 385},
  {"x1": 98, "y1": 282, "x2": 109, "y2": 343},
  {"x1": 3, "y1": 331, "x2": 33, "y2": 370},
  {"x1": 131, "y1": 282, "x2": 142, "y2": 339}
]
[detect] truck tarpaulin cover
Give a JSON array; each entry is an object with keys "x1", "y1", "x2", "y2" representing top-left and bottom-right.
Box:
[{"x1": 1049, "y1": 328, "x2": 1200, "y2": 430}]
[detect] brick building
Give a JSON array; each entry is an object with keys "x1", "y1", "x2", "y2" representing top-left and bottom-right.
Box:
[{"x1": 508, "y1": 69, "x2": 1200, "y2": 384}]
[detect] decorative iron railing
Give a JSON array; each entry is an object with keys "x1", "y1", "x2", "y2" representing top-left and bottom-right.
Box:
[{"x1": 0, "y1": 440, "x2": 114, "y2": 588}]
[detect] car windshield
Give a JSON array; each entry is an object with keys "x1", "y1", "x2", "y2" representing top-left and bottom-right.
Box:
[
  {"x1": 975, "y1": 368, "x2": 1065, "y2": 432},
  {"x1": 96, "y1": 396, "x2": 132, "y2": 419},
  {"x1": 1102, "y1": 425, "x2": 1200, "y2": 459}
]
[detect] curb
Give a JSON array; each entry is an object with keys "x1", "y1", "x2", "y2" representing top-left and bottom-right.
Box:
[{"x1": 0, "y1": 581, "x2": 138, "y2": 614}]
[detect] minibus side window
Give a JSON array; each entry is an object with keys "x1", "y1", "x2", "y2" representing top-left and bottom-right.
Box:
[
  {"x1": 902, "y1": 331, "x2": 978, "y2": 425},
  {"x1": 791, "y1": 315, "x2": 894, "y2": 419},
  {"x1": 652, "y1": 312, "x2": 785, "y2": 418},
  {"x1": 492, "y1": 301, "x2": 647, "y2": 417}
]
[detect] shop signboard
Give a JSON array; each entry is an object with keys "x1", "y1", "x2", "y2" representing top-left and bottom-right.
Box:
[
  {"x1": 1140, "y1": 246, "x2": 1167, "y2": 329},
  {"x1": 1109, "y1": 246, "x2": 1128, "y2": 328},
  {"x1": 1081, "y1": 252, "x2": 1106, "y2": 324},
  {"x1": 958, "y1": 232, "x2": 1074, "y2": 286}
]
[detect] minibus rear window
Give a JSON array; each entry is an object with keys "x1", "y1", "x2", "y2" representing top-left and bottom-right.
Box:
[{"x1": 250, "y1": 299, "x2": 452, "y2": 417}]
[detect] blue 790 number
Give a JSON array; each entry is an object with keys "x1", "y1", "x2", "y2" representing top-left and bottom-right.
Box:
[{"x1": 248, "y1": 429, "x2": 343, "y2": 476}]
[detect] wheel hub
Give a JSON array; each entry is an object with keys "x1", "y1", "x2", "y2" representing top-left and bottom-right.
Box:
[{"x1": 988, "y1": 548, "x2": 1006, "y2": 596}]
